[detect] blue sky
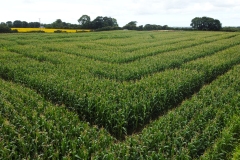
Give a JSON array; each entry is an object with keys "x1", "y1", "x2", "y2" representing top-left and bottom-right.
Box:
[{"x1": 1, "y1": 0, "x2": 239, "y2": 27}]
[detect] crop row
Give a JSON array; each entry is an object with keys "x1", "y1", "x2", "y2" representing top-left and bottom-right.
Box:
[
  {"x1": 1, "y1": 32, "x2": 174, "y2": 46},
  {"x1": 1, "y1": 37, "x2": 240, "y2": 138},
  {"x1": 0, "y1": 79, "x2": 114, "y2": 159},
  {"x1": 2, "y1": 33, "x2": 239, "y2": 82},
  {"x1": 91, "y1": 31, "x2": 211, "y2": 46},
  {"x1": 92, "y1": 64, "x2": 240, "y2": 159},
  {"x1": 0, "y1": 30, "x2": 130, "y2": 43},
  {"x1": 0, "y1": 31, "x2": 229, "y2": 64},
  {"x1": 1, "y1": 63, "x2": 239, "y2": 159},
  {"x1": 89, "y1": 35, "x2": 240, "y2": 80},
  {"x1": 41, "y1": 32, "x2": 234, "y2": 63}
]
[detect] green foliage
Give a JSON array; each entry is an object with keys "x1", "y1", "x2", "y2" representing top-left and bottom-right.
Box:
[
  {"x1": 77, "y1": 15, "x2": 119, "y2": 29},
  {"x1": 78, "y1": 15, "x2": 91, "y2": 29},
  {"x1": 123, "y1": 21, "x2": 138, "y2": 30},
  {"x1": 144, "y1": 24, "x2": 163, "y2": 30},
  {"x1": 52, "y1": 19, "x2": 65, "y2": 29},
  {"x1": 54, "y1": 30, "x2": 66, "y2": 33},
  {"x1": 95, "y1": 26, "x2": 121, "y2": 31},
  {"x1": 88, "y1": 33, "x2": 240, "y2": 80},
  {"x1": 91, "y1": 16, "x2": 119, "y2": 29},
  {"x1": 222, "y1": 27, "x2": 240, "y2": 32},
  {"x1": 6, "y1": 21, "x2": 13, "y2": 27},
  {"x1": 93, "y1": 64, "x2": 240, "y2": 159},
  {"x1": 0, "y1": 23, "x2": 11, "y2": 33},
  {"x1": 26, "y1": 30, "x2": 45, "y2": 33},
  {"x1": 12, "y1": 20, "x2": 40, "y2": 28},
  {"x1": 13, "y1": 20, "x2": 23, "y2": 28},
  {"x1": 0, "y1": 31, "x2": 240, "y2": 158},
  {"x1": 232, "y1": 145, "x2": 240, "y2": 160},
  {"x1": 0, "y1": 79, "x2": 114, "y2": 159},
  {"x1": 191, "y1": 16, "x2": 222, "y2": 31}
]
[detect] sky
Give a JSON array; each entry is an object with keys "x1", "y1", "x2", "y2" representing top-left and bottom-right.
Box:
[{"x1": 1, "y1": 0, "x2": 239, "y2": 27}]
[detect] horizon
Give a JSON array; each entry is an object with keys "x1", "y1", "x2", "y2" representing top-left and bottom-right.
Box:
[{"x1": 1, "y1": 0, "x2": 240, "y2": 27}]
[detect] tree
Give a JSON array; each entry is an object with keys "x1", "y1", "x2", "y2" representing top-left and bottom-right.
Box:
[
  {"x1": 112, "y1": 18, "x2": 118, "y2": 27},
  {"x1": 190, "y1": 17, "x2": 222, "y2": 31},
  {"x1": 0, "y1": 23, "x2": 11, "y2": 33},
  {"x1": 78, "y1": 15, "x2": 91, "y2": 29},
  {"x1": 138, "y1": 25, "x2": 143, "y2": 30},
  {"x1": 6, "y1": 21, "x2": 13, "y2": 27},
  {"x1": 144, "y1": 24, "x2": 153, "y2": 30},
  {"x1": 13, "y1": 20, "x2": 22, "y2": 28},
  {"x1": 52, "y1": 19, "x2": 63, "y2": 28},
  {"x1": 22, "y1": 21, "x2": 29, "y2": 28},
  {"x1": 90, "y1": 16, "x2": 118, "y2": 29},
  {"x1": 123, "y1": 21, "x2": 137, "y2": 30},
  {"x1": 144, "y1": 24, "x2": 163, "y2": 30},
  {"x1": 162, "y1": 25, "x2": 169, "y2": 30},
  {"x1": 91, "y1": 16, "x2": 104, "y2": 29},
  {"x1": 103, "y1": 17, "x2": 113, "y2": 27},
  {"x1": 28, "y1": 22, "x2": 40, "y2": 28}
]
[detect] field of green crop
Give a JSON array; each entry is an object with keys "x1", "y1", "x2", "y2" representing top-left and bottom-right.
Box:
[{"x1": 0, "y1": 31, "x2": 240, "y2": 159}]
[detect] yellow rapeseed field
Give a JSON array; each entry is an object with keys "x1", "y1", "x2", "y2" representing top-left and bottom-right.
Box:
[{"x1": 11, "y1": 28, "x2": 91, "y2": 33}]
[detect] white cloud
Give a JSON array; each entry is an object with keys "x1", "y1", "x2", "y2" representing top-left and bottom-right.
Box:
[{"x1": 1, "y1": 0, "x2": 239, "y2": 27}]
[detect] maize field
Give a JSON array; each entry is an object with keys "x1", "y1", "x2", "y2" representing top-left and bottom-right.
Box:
[{"x1": 0, "y1": 31, "x2": 240, "y2": 159}]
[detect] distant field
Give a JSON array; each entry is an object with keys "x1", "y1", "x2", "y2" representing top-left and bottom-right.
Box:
[
  {"x1": 11, "y1": 27, "x2": 91, "y2": 33},
  {"x1": 0, "y1": 31, "x2": 240, "y2": 159}
]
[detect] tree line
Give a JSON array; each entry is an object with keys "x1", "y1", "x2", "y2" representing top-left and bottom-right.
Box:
[
  {"x1": 5, "y1": 20, "x2": 41, "y2": 28},
  {"x1": 122, "y1": 21, "x2": 169, "y2": 30},
  {"x1": 1, "y1": 15, "x2": 239, "y2": 33},
  {"x1": 1, "y1": 15, "x2": 119, "y2": 30}
]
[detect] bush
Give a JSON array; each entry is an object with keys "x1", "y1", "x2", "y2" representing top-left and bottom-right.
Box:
[
  {"x1": 95, "y1": 26, "x2": 121, "y2": 31},
  {"x1": 0, "y1": 24, "x2": 11, "y2": 33},
  {"x1": 26, "y1": 30, "x2": 45, "y2": 33},
  {"x1": 221, "y1": 27, "x2": 240, "y2": 32},
  {"x1": 54, "y1": 30, "x2": 66, "y2": 33},
  {"x1": 11, "y1": 29, "x2": 18, "y2": 33},
  {"x1": 76, "y1": 30, "x2": 91, "y2": 33}
]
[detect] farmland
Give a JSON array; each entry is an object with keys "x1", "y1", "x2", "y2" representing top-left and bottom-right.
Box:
[
  {"x1": 11, "y1": 28, "x2": 91, "y2": 33},
  {"x1": 0, "y1": 31, "x2": 240, "y2": 159}
]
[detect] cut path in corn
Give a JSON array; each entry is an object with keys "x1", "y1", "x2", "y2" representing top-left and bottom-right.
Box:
[
  {"x1": 1, "y1": 31, "x2": 240, "y2": 159},
  {"x1": 92, "y1": 64, "x2": 240, "y2": 159},
  {"x1": 0, "y1": 31, "x2": 240, "y2": 139},
  {"x1": 0, "y1": 79, "x2": 114, "y2": 159},
  {"x1": 0, "y1": 59, "x2": 239, "y2": 159}
]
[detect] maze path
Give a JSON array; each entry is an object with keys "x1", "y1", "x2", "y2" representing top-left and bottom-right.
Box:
[
  {"x1": 93, "y1": 64, "x2": 240, "y2": 159},
  {"x1": 1, "y1": 31, "x2": 240, "y2": 159},
  {"x1": 0, "y1": 32, "x2": 240, "y2": 139}
]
